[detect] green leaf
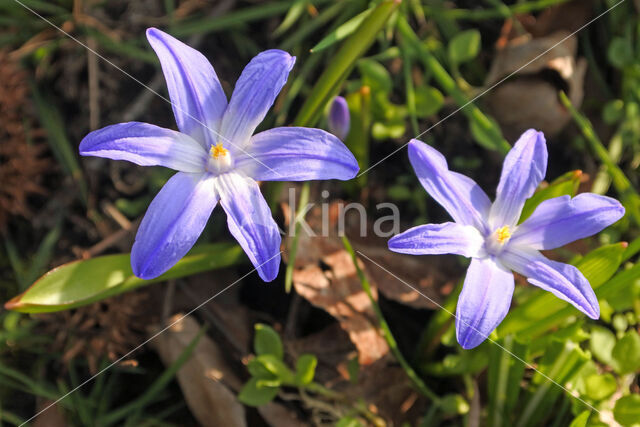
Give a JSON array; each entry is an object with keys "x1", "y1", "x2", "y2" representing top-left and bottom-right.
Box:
[
  {"x1": 238, "y1": 378, "x2": 279, "y2": 407},
  {"x1": 272, "y1": 0, "x2": 307, "y2": 37},
  {"x1": 311, "y1": 8, "x2": 373, "y2": 53},
  {"x1": 568, "y1": 411, "x2": 591, "y2": 427},
  {"x1": 414, "y1": 86, "x2": 444, "y2": 117},
  {"x1": 294, "y1": 0, "x2": 400, "y2": 127},
  {"x1": 252, "y1": 355, "x2": 294, "y2": 384},
  {"x1": 603, "y1": 99, "x2": 625, "y2": 124},
  {"x1": 519, "y1": 170, "x2": 581, "y2": 222},
  {"x1": 589, "y1": 326, "x2": 616, "y2": 366},
  {"x1": 608, "y1": 37, "x2": 634, "y2": 69},
  {"x1": 336, "y1": 416, "x2": 364, "y2": 427},
  {"x1": 5, "y1": 243, "x2": 243, "y2": 313},
  {"x1": 295, "y1": 354, "x2": 317, "y2": 385},
  {"x1": 584, "y1": 373, "x2": 617, "y2": 401},
  {"x1": 31, "y1": 84, "x2": 87, "y2": 205},
  {"x1": 611, "y1": 330, "x2": 640, "y2": 374},
  {"x1": 254, "y1": 324, "x2": 284, "y2": 359},
  {"x1": 448, "y1": 29, "x2": 481, "y2": 64},
  {"x1": 469, "y1": 113, "x2": 505, "y2": 151},
  {"x1": 247, "y1": 358, "x2": 279, "y2": 381},
  {"x1": 440, "y1": 394, "x2": 470, "y2": 415},
  {"x1": 614, "y1": 395, "x2": 640, "y2": 427},
  {"x1": 358, "y1": 59, "x2": 392, "y2": 94}
]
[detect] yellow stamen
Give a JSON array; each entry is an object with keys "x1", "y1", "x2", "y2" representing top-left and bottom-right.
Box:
[
  {"x1": 210, "y1": 142, "x2": 228, "y2": 159},
  {"x1": 495, "y1": 226, "x2": 511, "y2": 244}
]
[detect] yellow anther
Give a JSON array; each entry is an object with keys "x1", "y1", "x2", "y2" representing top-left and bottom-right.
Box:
[
  {"x1": 210, "y1": 142, "x2": 228, "y2": 159},
  {"x1": 495, "y1": 226, "x2": 511, "y2": 244}
]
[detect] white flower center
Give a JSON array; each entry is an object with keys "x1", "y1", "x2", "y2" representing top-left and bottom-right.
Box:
[
  {"x1": 207, "y1": 142, "x2": 233, "y2": 174},
  {"x1": 485, "y1": 225, "x2": 512, "y2": 255}
]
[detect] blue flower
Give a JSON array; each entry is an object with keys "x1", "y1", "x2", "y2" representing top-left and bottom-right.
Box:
[
  {"x1": 328, "y1": 96, "x2": 350, "y2": 140},
  {"x1": 388, "y1": 130, "x2": 625, "y2": 349},
  {"x1": 80, "y1": 28, "x2": 358, "y2": 281}
]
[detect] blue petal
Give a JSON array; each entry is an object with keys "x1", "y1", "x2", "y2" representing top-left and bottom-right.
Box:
[
  {"x1": 217, "y1": 173, "x2": 281, "y2": 281},
  {"x1": 147, "y1": 28, "x2": 227, "y2": 149},
  {"x1": 220, "y1": 50, "x2": 296, "y2": 148},
  {"x1": 132, "y1": 172, "x2": 218, "y2": 279},
  {"x1": 456, "y1": 257, "x2": 514, "y2": 349},
  {"x1": 501, "y1": 247, "x2": 599, "y2": 318},
  {"x1": 80, "y1": 122, "x2": 207, "y2": 172},
  {"x1": 511, "y1": 193, "x2": 625, "y2": 249},
  {"x1": 408, "y1": 139, "x2": 491, "y2": 232},
  {"x1": 388, "y1": 222, "x2": 484, "y2": 257},
  {"x1": 489, "y1": 129, "x2": 547, "y2": 228},
  {"x1": 234, "y1": 127, "x2": 359, "y2": 181}
]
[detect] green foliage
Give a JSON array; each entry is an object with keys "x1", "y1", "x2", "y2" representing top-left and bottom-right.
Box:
[
  {"x1": 448, "y1": 29, "x2": 481, "y2": 65},
  {"x1": 611, "y1": 330, "x2": 640, "y2": 374},
  {"x1": 614, "y1": 395, "x2": 640, "y2": 427},
  {"x1": 254, "y1": 324, "x2": 284, "y2": 360},
  {"x1": 5, "y1": 243, "x2": 243, "y2": 313},
  {"x1": 295, "y1": 354, "x2": 317, "y2": 386}
]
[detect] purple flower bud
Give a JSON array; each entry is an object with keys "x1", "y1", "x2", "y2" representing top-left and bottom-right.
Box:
[{"x1": 328, "y1": 96, "x2": 350, "y2": 140}]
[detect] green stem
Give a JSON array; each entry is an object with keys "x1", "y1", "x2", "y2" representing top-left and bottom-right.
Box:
[
  {"x1": 341, "y1": 236, "x2": 442, "y2": 404},
  {"x1": 305, "y1": 382, "x2": 386, "y2": 426},
  {"x1": 284, "y1": 183, "x2": 310, "y2": 293},
  {"x1": 397, "y1": 17, "x2": 510, "y2": 154},
  {"x1": 559, "y1": 91, "x2": 640, "y2": 226},
  {"x1": 284, "y1": 0, "x2": 400, "y2": 292}
]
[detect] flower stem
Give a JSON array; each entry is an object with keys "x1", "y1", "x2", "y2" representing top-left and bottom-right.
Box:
[{"x1": 341, "y1": 236, "x2": 442, "y2": 404}]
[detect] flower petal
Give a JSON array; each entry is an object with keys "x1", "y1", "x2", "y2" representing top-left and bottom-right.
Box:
[
  {"x1": 217, "y1": 173, "x2": 281, "y2": 281},
  {"x1": 408, "y1": 139, "x2": 491, "y2": 232},
  {"x1": 501, "y1": 247, "x2": 599, "y2": 318},
  {"x1": 511, "y1": 193, "x2": 625, "y2": 249},
  {"x1": 79, "y1": 122, "x2": 207, "y2": 172},
  {"x1": 328, "y1": 96, "x2": 350, "y2": 140},
  {"x1": 456, "y1": 257, "x2": 514, "y2": 349},
  {"x1": 234, "y1": 127, "x2": 358, "y2": 181},
  {"x1": 388, "y1": 222, "x2": 484, "y2": 257},
  {"x1": 220, "y1": 50, "x2": 296, "y2": 148},
  {"x1": 146, "y1": 28, "x2": 227, "y2": 149},
  {"x1": 489, "y1": 129, "x2": 547, "y2": 228},
  {"x1": 132, "y1": 172, "x2": 217, "y2": 279}
]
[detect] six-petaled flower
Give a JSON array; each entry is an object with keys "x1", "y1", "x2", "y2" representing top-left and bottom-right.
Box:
[
  {"x1": 388, "y1": 130, "x2": 625, "y2": 349},
  {"x1": 80, "y1": 28, "x2": 359, "y2": 282}
]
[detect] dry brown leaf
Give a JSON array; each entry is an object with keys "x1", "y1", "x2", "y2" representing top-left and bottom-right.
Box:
[
  {"x1": 287, "y1": 201, "x2": 458, "y2": 365},
  {"x1": 151, "y1": 314, "x2": 246, "y2": 427},
  {"x1": 485, "y1": 31, "x2": 586, "y2": 141}
]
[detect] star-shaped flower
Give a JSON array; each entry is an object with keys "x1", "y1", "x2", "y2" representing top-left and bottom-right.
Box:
[
  {"x1": 388, "y1": 130, "x2": 625, "y2": 349},
  {"x1": 80, "y1": 28, "x2": 358, "y2": 281}
]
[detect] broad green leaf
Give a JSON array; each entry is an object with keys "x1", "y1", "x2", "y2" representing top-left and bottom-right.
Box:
[
  {"x1": 448, "y1": 29, "x2": 481, "y2": 64},
  {"x1": 568, "y1": 411, "x2": 591, "y2": 427},
  {"x1": 608, "y1": 37, "x2": 634, "y2": 69},
  {"x1": 295, "y1": 354, "x2": 317, "y2": 385},
  {"x1": 358, "y1": 59, "x2": 392, "y2": 94},
  {"x1": 519, "y1": 170, "x2": 581, "y2": 222},
  {"x1": 603, "y1": 99, "x2": 625, "y2": 124},
  {"x1": 584, "y1": 374, "x2": 617, "y2": 401},
  {"x1": 252, "y1": 355, "x2": 294, "y2": 384},
  {"x1": 238, "y1": 378, "x2": 279, "y2": 407},
  {"x1": 336, "y1": 417, "x2": 364, "y2": 427},
  {"x1": 247, "y1": 358, "x2": 279, "y2": 381},
  {"x1": 611, "y1": 330, "x2": 640, "y2": 374},
  {"x1": 589, "y1": 326, "x2": 616, "y2": 366},
  {"x1": 440, "y1": 394, "x2": 470, "y2": 415},
  {"x1": 469, "y1": 113, "x2": 505, "y2": 151},
  {"x1": 614, "y1": 395, "x2": 640, "y2": 427},
  {"x1": 254, "y1": 324, "x2": 284, "y2": 360},
  {"x1": 5, "y1": 243, "x2": 243, "y2": 313},
  {"x1": 415, "y1": 86, "x2": 444, "y2": 117},
  {"x1": 311, "y1": 8, "x2": 373, "y2": 53}
]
